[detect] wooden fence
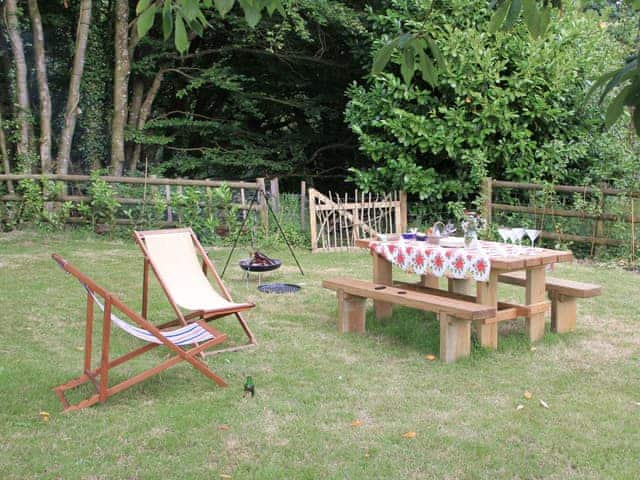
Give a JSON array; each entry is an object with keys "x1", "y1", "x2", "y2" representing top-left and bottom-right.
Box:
[
  {"x1": 0, "y1": 173, "x2": 279, "y2": 228},
  {"x1": 309, "y1": 188, "x2": 407, "y2": 252},
  {"x1": 481, "y1": 177, "x2": 640, "y2": 255}
]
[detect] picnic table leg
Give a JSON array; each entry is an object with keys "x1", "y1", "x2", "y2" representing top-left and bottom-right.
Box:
[
  {"x1": 372, "y1": 252, "x2": 393, "y2": 320},
  {"x1": 420, "y1": 274, "x2": 440, "y2": 289},
  {"x1": 448, "y1": 278, "x2": 474, "y2": 296},
  {"x1": 526, "y1": 266, "x2": 546, "y2": 342},
  {"x1": 476, "y1": 271, "x2": 499, "y2": 349}
]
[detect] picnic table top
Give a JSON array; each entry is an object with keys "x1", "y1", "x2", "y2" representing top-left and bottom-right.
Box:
[{"x1": 354, "y1": 238, "x2": 573, "y2": 272}]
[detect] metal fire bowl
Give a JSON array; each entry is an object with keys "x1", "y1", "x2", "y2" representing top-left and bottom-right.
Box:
[{"x1": 239, "y1": 258, "x2": 282, "y2": 272}]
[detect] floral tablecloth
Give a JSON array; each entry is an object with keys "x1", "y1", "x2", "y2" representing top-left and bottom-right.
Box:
[{"x1": 370, "y1": 241, "x2": 491, "y2": 282}]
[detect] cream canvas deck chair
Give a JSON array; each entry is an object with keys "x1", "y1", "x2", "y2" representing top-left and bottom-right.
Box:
[
  {"x1": 51, "y1": 254, "x2": 232, "y2": 412},
  {"x1": 133, "y1": 228, "x2": 257, "y2": 356}
]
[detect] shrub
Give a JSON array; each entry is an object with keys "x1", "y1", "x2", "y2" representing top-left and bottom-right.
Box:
[{"x1": 346, "y1": 1, "x2": 637, "y2": 217}]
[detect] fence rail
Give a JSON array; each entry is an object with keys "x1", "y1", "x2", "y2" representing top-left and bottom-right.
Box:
[
  {"x1": 0, "y1": 173, "x2": 278, "y2": 229},
  {"x1": 482, "y1": 177, "x2": 639, "y2": 253}
]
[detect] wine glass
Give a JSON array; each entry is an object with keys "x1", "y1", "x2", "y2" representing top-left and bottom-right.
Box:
[
  {"x1": 511, "y1": 228, "x2": 526, "y2": 250},
  {"x1": 526, "y1": 229, "x2": 541, "y2": 248},
  {"x1": 498, "y1": 227, "x2": 512, "y2": 244}
]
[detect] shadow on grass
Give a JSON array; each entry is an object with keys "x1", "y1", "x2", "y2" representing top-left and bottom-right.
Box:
[{"x1": 365, "y1": 306, "x2": 568, "y2": 360}]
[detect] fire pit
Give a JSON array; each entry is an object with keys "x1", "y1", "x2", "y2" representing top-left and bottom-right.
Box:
[
  {"x1": 239, "y1": 251, "x2": 282, "y2": 284},
  {"x1": 238, "y1": 251, "x2": 282, "y2": 273}
]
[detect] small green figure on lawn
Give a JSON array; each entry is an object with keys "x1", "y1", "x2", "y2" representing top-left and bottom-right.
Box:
[{"x1": 243, "y1": 376, "x2": 255, "y2": 397}]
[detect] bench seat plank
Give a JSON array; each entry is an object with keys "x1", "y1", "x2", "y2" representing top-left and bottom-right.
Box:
[
  {"x1": 322, "y1": 277, "x2": 495, "y2": 321},
  {"x1": 498, "y1": 271, "x2": 602, "y2": 298}
]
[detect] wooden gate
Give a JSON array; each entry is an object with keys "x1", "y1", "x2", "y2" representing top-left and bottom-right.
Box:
[{"x1": 308, "y1": 189, "x2": 407, "y2": 252}]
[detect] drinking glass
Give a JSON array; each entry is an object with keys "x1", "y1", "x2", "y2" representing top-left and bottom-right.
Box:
[
  {"x1": 511, "y1": 228, "x2": 526, "y2": 250},
  {"x1": 526, "y1": 229, "x2": 540, "y2": 248},
  {"x1": 498, "y1": 227, "x2": 511, "y2": 244}
]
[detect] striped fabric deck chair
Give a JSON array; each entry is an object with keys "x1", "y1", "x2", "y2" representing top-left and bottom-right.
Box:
[
  {"x1": 51, "y1": 254, "x2": 234, "y2": 412},
  {"x1": 133, "y1": 228, "x2": 257, "y2": 356}
]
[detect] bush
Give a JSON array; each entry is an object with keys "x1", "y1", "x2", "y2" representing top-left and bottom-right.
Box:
[{"x1": 346, "y1": 1, "x2": 637, "y2": 217}]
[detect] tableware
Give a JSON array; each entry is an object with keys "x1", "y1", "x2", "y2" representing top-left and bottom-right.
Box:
[
  {"x1": 498, "y1": 227, "x2": 512, "y2": 244},
  {"x1": 440, "y1": 237, "x2": 465, "y2": 248},
  {"x1": 416, "y1": 233, "x2": 427, "y2": 241},
  {"x1": 526, "y1": 229, "x2": 540, "y2": 248},
  {"x1": 377, "y1": 234, "x2": 387, "y2": 242},
  {"x1": 401, "y1": 233, "x2": 416, "y2": 240},
  {"x1": 511, "y1": 228, "x2": 526, "y2": 246}
]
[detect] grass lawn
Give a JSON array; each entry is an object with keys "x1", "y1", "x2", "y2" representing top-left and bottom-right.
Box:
[{"x1": 1, "y1": 230, "x2": 639, "y2": 479}]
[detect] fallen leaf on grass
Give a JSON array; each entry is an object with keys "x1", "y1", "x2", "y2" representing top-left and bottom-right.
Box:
[
  {"x1": 218, "y1": 425, "x2": 231, "y2": 431},
  {"x1": 516, "y1": 404, "x2": 524, "y2": 411},
  {"x1": 402, "y1": 431, "x2": 417, "y2": 439},
  {"x1": 39, "y1": 411, "x2": 50, "y2": 423},
  {"x1": 351, "y1": 420, "x2": 363, "y2": 427},
  {"x1": 539, "y1": 399, "x2": 549, "y2": 409},
  {"x1": 523, "y1": 391, "x2": 533, "y2": 400},
  {"x1": 634, "y1": 402, "x2": 640, "y2": 406},
  {"x1": 530, "y1": 347, "x2": 537, "y2": 352},
  {"x1": 220, "y1": 475, "x2": 232, "y2": 479},
  {"x1": 75, "y1": 346, "x2": 83, "y2": 351},
  {"x1": 424, "y1": 354, "x2": 437, "y2": 361}
]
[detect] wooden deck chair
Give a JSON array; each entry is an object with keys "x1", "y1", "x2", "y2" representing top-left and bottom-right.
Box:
[
  {"x1": 51, "y1": 254, "x2": 235, "y2": 412},
  {"x1": 133, "y1": 228, "x2": 257, "y2": 356}
]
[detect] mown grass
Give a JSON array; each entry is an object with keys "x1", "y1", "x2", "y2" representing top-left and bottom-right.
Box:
[{"x1": 0, "y1": 230, "x2": 639, "y2": 479}]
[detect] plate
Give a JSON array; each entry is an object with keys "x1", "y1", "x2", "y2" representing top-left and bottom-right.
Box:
[{"x1": 440, "y1": 237, "x2": 464, "y2": 248}]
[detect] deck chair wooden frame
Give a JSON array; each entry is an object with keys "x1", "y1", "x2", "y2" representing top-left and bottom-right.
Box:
[
  {"x1": 52, "y1": 254, "x2": 232, "y2": 412},
  {"x1": 133, "y1": 228, "x2": 257, "y2": 356}
]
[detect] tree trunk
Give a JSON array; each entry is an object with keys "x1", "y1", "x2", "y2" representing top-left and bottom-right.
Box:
[
  {"x1": 110, "y1": 0, "x2": 130, "y2": 175},
  {"x1": 56, "y1": 0, "x2": 93, "y2": 174},
  {"x1": 125, "y1": 77, "x2": 144, "y2": 167},
  {"x1": 27, "y1": 0, "x2": 53, "y2": 174},
  {"x1": 0, "y1": 108, "x2": 14, "y2": 193},
  {"x1": 3, "y1": 0, "x2": 32, "y2": 166},
  {"x1": 130, "y1": 69, "x2": 165, "y2": 172}
]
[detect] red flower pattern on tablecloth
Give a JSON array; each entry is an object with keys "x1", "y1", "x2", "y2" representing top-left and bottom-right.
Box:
[{"x1": 370, "y1": 241, "x2": 490, "y2": 281}]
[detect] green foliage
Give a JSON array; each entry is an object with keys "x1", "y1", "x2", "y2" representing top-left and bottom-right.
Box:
[
  {"x1": 136, "y1": 0, "x2": 285, "y2": 53},
  {"x1": 12, "y1": 179, "x2": 72, "y2": 230},
  {"x1": 81, "y1": 172, "x2": 121, "y2": 227},
  {"x1": 346, "y1": 1, "x2": 637, "y2": 217}
]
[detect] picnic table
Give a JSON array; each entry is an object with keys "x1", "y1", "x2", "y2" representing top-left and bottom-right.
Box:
[{"x1": 354, "y1": 238, "x2": 575, "y2": 349}]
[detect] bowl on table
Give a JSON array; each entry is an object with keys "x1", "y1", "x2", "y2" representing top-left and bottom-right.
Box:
[
  {"x1": 401, "y1": 233, "x2": 416, "y2": 241},
  {"x1": 415, "y1": 233, "x2": 427, "y2": 242}
]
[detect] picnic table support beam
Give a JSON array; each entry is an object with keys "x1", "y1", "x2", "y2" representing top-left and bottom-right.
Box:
[
  {"x1": 476, "y1": 271, "x2": 499, "y2": 349},
  {"x1": 420, "y1": 274, "x2": 440, "y2": 288},
  {"x1": 448, "y1": 278, "x2": 474, "y2": 296},
  {"x1": 526, "y1": 266, "x2": 546, "y2": 341},
  {"x1": 373, "y1": 252, "x2": 393, "y2": 320},
  {"x1": 550, "y1": 293, "x2": 576, "y2": 333},
  {"x1": 439, "y1": 314, "x2": 471, "y2": 363},
  {"x1": 337, "y1": 291, "x2": 366, "y2": 333}
]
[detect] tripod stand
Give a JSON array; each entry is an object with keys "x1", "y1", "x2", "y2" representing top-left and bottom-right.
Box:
[{"x1": 220, "y1": 187, "x2": 304, "y2": 279}]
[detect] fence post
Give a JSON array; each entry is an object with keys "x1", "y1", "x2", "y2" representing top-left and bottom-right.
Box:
[
  {"x1": 165, "y1": 185, "x2": 172, "y2": 223},
  {"x1": 256, "y1": 177, "x2": 268, "y2": 234},
  {"x1": 269, "y1": 177, "x2": 280, "y2": 213},
  {"x1": 481, "y1": 177, "x2": 492, "y2": 226},
  {"x1": 300, "y1": 180, "x2": 307, "y2": 231},
  {"x1": 399, "y1": 191, "x2": 408, "y2": 232},
  {"x1": 309, "y1": 188, "x2": 317, "y2": 251}
]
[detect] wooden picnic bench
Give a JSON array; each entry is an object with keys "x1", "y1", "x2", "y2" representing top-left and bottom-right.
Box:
[
  {"x1": 322, "y1": 277, "x2": 496, "y2": 363},
  {"x1": 498, "y1": 271, "x2": 602, "y2": 333}
]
